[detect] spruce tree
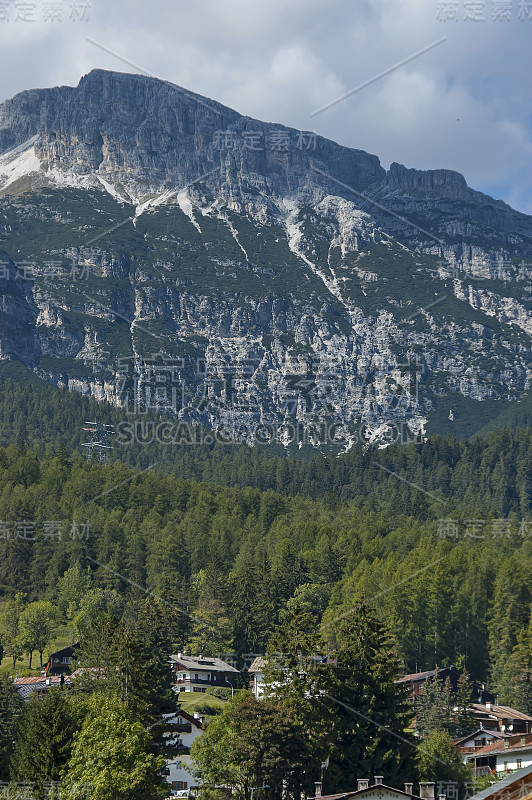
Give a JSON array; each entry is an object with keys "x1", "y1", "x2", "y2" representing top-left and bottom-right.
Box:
[
  {"x1": 10, "y1": 689, "x2": 79, "y2": 798},
  {"x1": 415, "y1": 670, "x2": 454, "y2": 737},
  {"x1": 0, "y1": 675, "x2": 22, "y2": 781},
  {"x1": 454, "y1": 667, "x2": 476, "y2": 737},
  {"x1": 266, "y1": 598, "x2": 414, "y2": 793},
  {"x1": 320, "y1": 601, "x2": 414, "y2": 790}
]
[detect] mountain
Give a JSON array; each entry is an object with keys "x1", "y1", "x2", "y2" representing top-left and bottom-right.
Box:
[{"x1": 0, "y1": 68, "x2": 530, "y2": 448}]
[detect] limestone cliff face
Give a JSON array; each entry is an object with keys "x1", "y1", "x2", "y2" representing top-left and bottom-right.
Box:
[
  {"x1": 0, "y1": 70, "x2": 384, "y2": 200},
  {"x1": 0, "y1": 70, "x2": 530, "y2": 445}
]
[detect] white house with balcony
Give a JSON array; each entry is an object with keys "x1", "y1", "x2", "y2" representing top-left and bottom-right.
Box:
[
  {"x1": 163, "y1": 708, "x2": 203, "y2": 794},
  {"x1": 464, "y1": 732, "x2": 532, "y2": 777}
]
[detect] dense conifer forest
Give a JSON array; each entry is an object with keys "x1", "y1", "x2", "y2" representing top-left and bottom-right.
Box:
[
  {"x1": 1, "y1": 368, "x2": 532, "y2": 796},
  {"x1": 0, "y1": 368, "x2": 531, "y2": 695}
]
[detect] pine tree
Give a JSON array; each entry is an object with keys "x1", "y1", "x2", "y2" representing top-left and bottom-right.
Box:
[
  {"x1": 266, "y1": 598, "x2": 413, "y2": 793},
  {"x1": 10, "y1": 688, "x2": 79, "y2": 798},
  {"x1": 497, "y1": 626, "x2": 532, "y2": 712},
  {"x1": 114, "y1": 597, "x2": 175, "y2": 728},
  {"x1": 319, "y1": 601, "x2": 414, "y2": 790},
  {"x1": 187, "y1": 558, "x2": 233, "y2": 657},
  {"x1": 56, "y1": 563, "x2": 92, "y2": 620},
  {"x1": 231, "y1": 550, "x2": 275, "y2": 653},
  {"x1": 453, "y1": 667, "x2": 476, "y2": 736},
  {"x1": 0, "y1": 675, "x2": 22, "y2": 781},
  {"x1": 415, "y1": 670, "x2": 454, "y2": 737}
]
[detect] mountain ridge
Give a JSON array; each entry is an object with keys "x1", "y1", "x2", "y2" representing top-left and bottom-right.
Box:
[{"x1": 0, "y1": 69, "x2": 530, "y2": 448}]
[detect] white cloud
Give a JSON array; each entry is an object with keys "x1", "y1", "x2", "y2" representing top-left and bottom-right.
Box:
[{"x1": 0, "y1": 0, "x2": 530, "y2": 213}]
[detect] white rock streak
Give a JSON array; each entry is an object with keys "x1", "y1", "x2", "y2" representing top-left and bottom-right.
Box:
[{"x1": 177, "y1": 188, "x2": 202, "y2": 233}]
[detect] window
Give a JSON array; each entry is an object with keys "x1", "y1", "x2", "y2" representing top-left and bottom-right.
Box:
[
  {"x1": 61, "y1": 657, "x2": 71, "y2": 664},
  {"x1": 474, "y1": 740, "x2": 482, "y2": 747},
  {"x1": 517, "y1": 759, "x2": 522, "y2": 769},
  {"x1": 172, "y1": 782, "x2": 188, "y2": 790}
]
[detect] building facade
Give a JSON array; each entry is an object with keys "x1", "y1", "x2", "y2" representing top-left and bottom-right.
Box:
[
  {"x1": 170, "y1": 654, "x2": 239, "y2": 693},
  {"x1": 163, "y1": 708, "x2": 203, "y2": 795}
]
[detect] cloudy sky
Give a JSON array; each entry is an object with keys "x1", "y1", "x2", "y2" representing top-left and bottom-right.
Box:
[{"x1": 0, "y1": 0, "x2": 531, "y2": 212}]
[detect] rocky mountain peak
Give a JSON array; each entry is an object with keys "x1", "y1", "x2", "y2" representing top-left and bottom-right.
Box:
[{"x1": 385, "y1": 161, "x2": 469, "y2": 199}]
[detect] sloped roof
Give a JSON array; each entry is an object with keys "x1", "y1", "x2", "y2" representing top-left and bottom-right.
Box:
[
  {"x1": 163, "y1": 708, "x2": 203, "y2": 729},
  {"x1": 46, "y1": 642, "x2": 79, "y2": 658},
  {"x1": 14, "y1": 675, "x2": 70, "y2": 700},
  {"x1": 452, "y1": 728, "x2": 509, "y2": 746},
  {"x1": 396, "y1": 668, "x2": 440, "y2": 683},
  {"x1": 468, "y1": 736, "x2": 532, "y2": 758},
  {"x1": 472, "y1": 704, "x2": 532, "y2": 722},
  {"x1": 170, "y1": 654, "x2": 239, "y2": 673},
  {"x1": 468, "y1": 739, "x2": 511, "y2": 757},
  {"x1": 14, "y1": 676, "x2": 55, "y2": 685},
  {"x1": 249, "y1": 656, "x2": 267, "y2": 673},
  {"x1": 179, "y1": 708, "x2": 203, "y2": 728}
]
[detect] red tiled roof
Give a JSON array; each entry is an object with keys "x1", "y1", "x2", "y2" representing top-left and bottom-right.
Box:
[
  {"x1": 471, "y1": 738, "x2": 532, "y2": 757},
  {"x1": 471, "y1": 740, "x2": 509, "y2": 756}
]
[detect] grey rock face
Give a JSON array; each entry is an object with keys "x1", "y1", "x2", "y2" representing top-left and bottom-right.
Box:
[
  {"x1": 0, "y1": 70, "x2": 384, "y2": 199},
  {"x1": 0, "y1": 69, "x2": 530, "y2": 446}
]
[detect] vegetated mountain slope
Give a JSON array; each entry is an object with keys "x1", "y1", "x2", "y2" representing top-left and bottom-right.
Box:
[
  {"x1": 0, "y1": 69, "x2": 530, "y2": 445},
  {"x1": 1, "y1": 362, "x2": 531, "y2": 520},
  {"x1": 0, "y1": 437, "x2": 530, "y2": 682}
]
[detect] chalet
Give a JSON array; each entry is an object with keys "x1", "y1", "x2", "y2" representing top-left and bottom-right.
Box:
[
  {"x1": 309, "y1": 776, "x2": 433, "y2": 800},
  {"x1": 170, "y1": 653, "x2": 239, "y2": 693},
  {"x1": 470, "y1": 703, "x2": 532, "y2": 735},
  {"x1": 464, "y1": 733, "x2": 532, "y2": 777},
  {"x1": 396, "y1": 667, "x2": 494, "y2": 705},
  {"x1": 453, "y1": 728, "x2": 510, "y2": 757},
  {"x1": 44, "y1": 643, "x2": 80, "y2": 676},
  {"x1": 162, "y1": 708, "x2": 203, "y2": 794}
]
